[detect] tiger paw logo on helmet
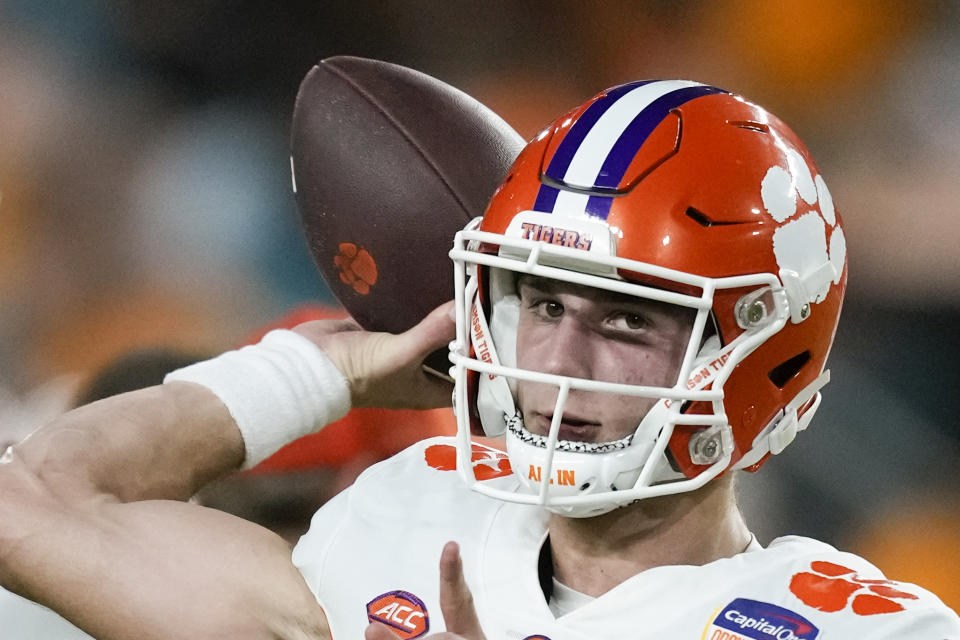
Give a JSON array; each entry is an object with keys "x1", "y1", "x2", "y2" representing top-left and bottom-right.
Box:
[
  {"x1": 760, "y1": 148, "x2": 846, "y2": 309},
  {"x1": 790, "y1": 561, "x2": 919, "y2": 615}
]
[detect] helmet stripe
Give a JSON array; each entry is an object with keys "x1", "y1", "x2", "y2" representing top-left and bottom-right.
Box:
[
  {"x1": 594, "y1": 85, "x2": 727, "y2": 190},
  {"x1": 534, "y1": 81, "x2": 728, "y2": 220},
  {"x1": 531, "y1": 181, "x2": 561, "y2": 213},
  {"x1": 545, "y1": 80, "x2": 654, "y2": 181},
  {"x1": 532, "y1": 80, "x2": 653, "y2": 214}
]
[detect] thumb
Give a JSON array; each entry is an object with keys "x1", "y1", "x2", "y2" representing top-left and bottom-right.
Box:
[
  {"x1": 400, "y1": 300, "x2": 457, "y2": 407},
  {"x1": 439, "y1": 541, "x2": 485, "y2": 640},
  {"x1": 398, "y1": 300, "x2": 456, "y2": 364}
]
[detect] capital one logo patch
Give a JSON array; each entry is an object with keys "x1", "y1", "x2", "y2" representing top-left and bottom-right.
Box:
[
  {"x1": 366, "y1": 590, "x2": 429, "y2": 639},
  {"x1": 705, "y1": 598, "x2": 819, "y2": 640}
]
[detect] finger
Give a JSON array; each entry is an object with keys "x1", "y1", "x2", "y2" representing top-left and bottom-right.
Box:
[
  {"x1": 439, "y1": 541, "x2": 485, "y2": 640},
  {"x1": 388, "y1": 301, "x2": 456, "y2": 408},
  {"x1": 399, "y1": 301, "x2": 457, "y2": 363},
  {"x1": 365, "y1": 621, "x2": 402, "y2": 640}
]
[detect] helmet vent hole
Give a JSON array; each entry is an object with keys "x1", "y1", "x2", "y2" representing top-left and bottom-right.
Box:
[
  {"x1": 686, "y1": 207, "x2": 714, "y2": 227},
  {"x1": 685, "y1": 207, "x2": 745, "y2": 228},
  {"x1": 768, "y1": 351, "x2": 811, "y2": 388},
  {"x1": 729, "y1": 120, "x2": 770, "y2": 133}
]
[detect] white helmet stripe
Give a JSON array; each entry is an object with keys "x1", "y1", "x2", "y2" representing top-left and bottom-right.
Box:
[{"x1": 560, "y1": 80, "x2": 703, "y2": 191}]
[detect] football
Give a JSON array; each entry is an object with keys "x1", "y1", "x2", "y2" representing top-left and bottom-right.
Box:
[{"x1": 290, "y1": 56, "x2": 524, "y2": 375}]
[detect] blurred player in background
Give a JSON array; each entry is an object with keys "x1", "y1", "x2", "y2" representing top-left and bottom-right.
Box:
[{"x1": 1, "y1": 79, "x2": 958, "y2": 640}]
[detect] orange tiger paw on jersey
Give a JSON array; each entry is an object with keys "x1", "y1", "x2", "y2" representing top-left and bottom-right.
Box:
[{"x1": 789, "y1": 560, "x2": 920, "y2": 615}]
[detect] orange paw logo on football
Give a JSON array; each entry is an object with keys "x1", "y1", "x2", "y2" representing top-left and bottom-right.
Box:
[
  {"x1": 790, "y1": 561, "x2": 919, "y2": 615},
  {"x1": 424, "y1": 443, "x2": 512, "y2": 481},
  {"x1": 334, "y1": 242, "x2": 378, "y2": 294}
]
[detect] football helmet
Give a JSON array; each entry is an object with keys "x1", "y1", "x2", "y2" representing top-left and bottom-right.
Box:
[{"x1": 448, "y1": 80, "x2": 847, "y2": 517}]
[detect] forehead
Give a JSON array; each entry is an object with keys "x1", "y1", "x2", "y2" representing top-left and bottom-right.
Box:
[{"x1": 515, "y1": 274, "x2": 689, "y2": 316}]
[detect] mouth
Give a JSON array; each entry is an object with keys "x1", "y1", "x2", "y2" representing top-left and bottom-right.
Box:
[{"x1": 534, "y1": 412, "x2": 602, "y2": 443}]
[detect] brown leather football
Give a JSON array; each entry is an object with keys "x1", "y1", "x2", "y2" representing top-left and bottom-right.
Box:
[{"x1": 291, "y1": 56, "x2": 524, "y2": 375}]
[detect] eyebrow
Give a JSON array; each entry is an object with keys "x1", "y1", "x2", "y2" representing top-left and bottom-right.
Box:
[
  {"x1": 516, "y1": 274, "x2": 637, "y2": 304},
  {"x1": 516, "y1": 274, "x2": 693, "y2": 318}
]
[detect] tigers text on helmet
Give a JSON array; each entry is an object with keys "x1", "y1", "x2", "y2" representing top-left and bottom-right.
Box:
[{"x1": 448, "y1": 80, "x2": 847, "y2": 517}]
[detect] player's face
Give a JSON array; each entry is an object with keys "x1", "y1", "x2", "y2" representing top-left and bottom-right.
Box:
[{"x1": 514, "y1": 275, "x2": 694, "y2": 443}]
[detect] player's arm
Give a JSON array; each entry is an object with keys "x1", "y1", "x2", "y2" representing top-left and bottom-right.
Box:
[
  {"x1": 5, "y1": 381, "x2": 243, "y2": 504},
  {"x1": 0, "y1": 303, "x2": 454, "y2": 639},
  {"x1": 3, "y1": 302, "x2": 453, "y2": 506},
  {"x1": 0, "y1": 462, "x2": 330, "y2": 639},
  {"x1": 0, "y1": 381, "x2": 327, "y2": 639}
]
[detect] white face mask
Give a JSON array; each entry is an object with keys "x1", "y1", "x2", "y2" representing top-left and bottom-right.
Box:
[{"x1": 448, "y1": 216, "x2": 798, "y2": 516}]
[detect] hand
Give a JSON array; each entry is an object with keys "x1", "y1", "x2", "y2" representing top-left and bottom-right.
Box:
[
  {"x1": 365, "y1": 541, "x2": 486, "y2": 640},
  {"x1": 293, "y1": 301, "x2": 455, "y2": 410}
]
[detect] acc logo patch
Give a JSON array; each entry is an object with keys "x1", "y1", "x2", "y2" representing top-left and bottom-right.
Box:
[
  {"x1": 366, "y1": 590, "x2": 429, "y2": 639},
  {"x1": 704, "y1": 598, "x2": 819, "y2": 640}
]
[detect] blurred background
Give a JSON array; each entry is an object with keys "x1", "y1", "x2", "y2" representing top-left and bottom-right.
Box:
[{"x1": 0, "y1": 0, "x2": 957, "y2": 612}]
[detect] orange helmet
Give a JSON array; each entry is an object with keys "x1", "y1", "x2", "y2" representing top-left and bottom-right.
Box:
[{"x1": 449, "y1": 80, "x2": 847, "y2": 516}]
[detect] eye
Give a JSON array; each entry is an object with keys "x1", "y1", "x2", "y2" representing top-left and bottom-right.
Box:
[
  {"x1": 525, "y1": 298, "x2": 564, "y2": 320},
  {"x1": 609, "y1": 311, "x2": 650, "y2": 331},
  {"x1": 539, "y1": 300, "x2": 564, "y2": 319}
]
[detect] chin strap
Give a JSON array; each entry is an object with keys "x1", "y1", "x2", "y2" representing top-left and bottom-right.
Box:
[{"x1": 735, "y1": 369, "x2": 830, "y2": 469}]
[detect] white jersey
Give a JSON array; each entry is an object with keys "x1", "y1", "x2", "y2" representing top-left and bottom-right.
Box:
[
  {"x1": 0, "y1": 588, "x2": 93, "y2": 639},
  {"x1": 293, "y1": 436, "x2": 960, "y2": 640}
]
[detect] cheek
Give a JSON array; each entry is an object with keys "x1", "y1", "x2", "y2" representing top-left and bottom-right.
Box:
[
  {"x1": 598, "y1": 345, "x2": 678, "y2": 387},
  {"x1": 597, "y1": 394, "x2": 660, "y2": 438},
  {"x1": 514, "y1": 317, "x2": 531, "y2": 368},
  {"x1": 515, "y1": 319, "x2": 553, "y2": 370},
  {"x1": 516, "y1": 379, "x2": 553, "y2": 405}
]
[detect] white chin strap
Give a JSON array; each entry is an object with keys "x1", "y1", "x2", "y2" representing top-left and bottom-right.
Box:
[{"x1": 504, "y1": 400, "x2": 672, "y2": 518}]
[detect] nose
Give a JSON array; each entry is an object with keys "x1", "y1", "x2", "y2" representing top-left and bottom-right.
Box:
[{"x1": 529, "y1": 317, "x2": 593, "y2": 380}]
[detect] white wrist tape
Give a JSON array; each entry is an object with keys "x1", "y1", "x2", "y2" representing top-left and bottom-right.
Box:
[{"x1": 164, "y1": 329, "x2": 351, "y2": 469}]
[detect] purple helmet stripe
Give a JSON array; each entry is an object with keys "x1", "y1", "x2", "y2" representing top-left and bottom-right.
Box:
[
  {"x1": 532, "y1": 184, "x2": 560, "y2": 213},
  {"x1": 543, "y1": 80, "x2": 654, "y2": 183},
  {"x1": 593, "y1": 85, "x2": 727, "y2": 190},
  {"x1": 585, "y1": 194, "x2": 614, "y2": 218},
  {"x1": 532, "y1": 80, "x2": 653, "y2": 213}
]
